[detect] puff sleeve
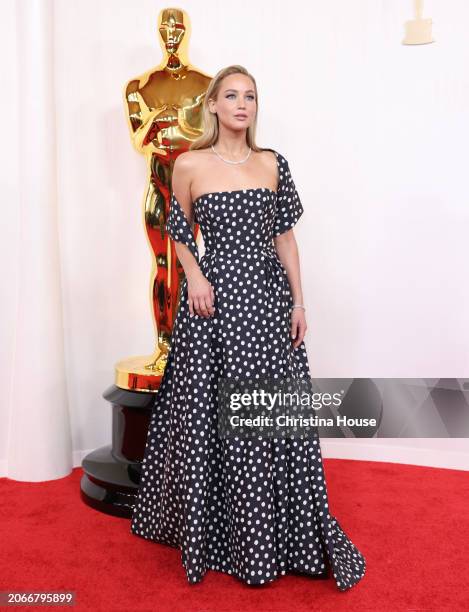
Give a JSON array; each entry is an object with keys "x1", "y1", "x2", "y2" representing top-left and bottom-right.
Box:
[
  {"x1": 166, "y1": 192, "x2": 199, "y2": 262},
  {"x1": 272, "y1": 153, "x2": 304, "y2": 237}
]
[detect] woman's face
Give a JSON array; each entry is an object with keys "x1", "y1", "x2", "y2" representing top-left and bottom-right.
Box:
[{"x1": 209, "y1": 73, "x2": 257, "y2": 131}]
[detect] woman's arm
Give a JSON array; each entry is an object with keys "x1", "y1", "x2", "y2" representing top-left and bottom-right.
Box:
[
  {"x1": 171, "y1": 154, "x2": 215, "y2": 318},
  {"x1": 274, "y1": 229, "x2": 307, "y2": 348}
]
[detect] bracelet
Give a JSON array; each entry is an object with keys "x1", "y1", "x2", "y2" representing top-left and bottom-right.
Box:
[{"x1": 291, "y1": 304, "x2": 305, "y2": 311}]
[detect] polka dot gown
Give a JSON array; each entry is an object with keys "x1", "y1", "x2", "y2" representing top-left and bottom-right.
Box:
[{"x1": 130, "y1": 149, "x2": 366, "y2": 591}]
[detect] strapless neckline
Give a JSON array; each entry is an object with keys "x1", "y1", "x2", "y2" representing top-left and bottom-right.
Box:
[{"x1": 193, "y1": 187, "x2": 278, "y2": 206}]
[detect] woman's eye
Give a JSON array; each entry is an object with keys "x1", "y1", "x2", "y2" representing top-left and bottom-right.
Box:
[{"x1": 226, "y1": 94, "x2": 255, "y2": 100}]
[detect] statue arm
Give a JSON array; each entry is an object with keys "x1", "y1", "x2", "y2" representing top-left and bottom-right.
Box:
[{"x1": 124, "y1": 79, "x2": 162, "y2": 152}]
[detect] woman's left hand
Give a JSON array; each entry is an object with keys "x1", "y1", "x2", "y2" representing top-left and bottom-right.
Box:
[{"x1": 290, "y1": 307, "x2": 307, "y2": 349}]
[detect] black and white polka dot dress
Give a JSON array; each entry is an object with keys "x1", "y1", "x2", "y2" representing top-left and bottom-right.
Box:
[{"x1": 130, "y1": 148, "x2": 366, "y2": 591}]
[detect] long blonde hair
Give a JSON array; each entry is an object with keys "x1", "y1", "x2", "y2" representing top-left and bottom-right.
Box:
[{"x1": 190, "y1": 65, "x2": 264, "y2": 152}]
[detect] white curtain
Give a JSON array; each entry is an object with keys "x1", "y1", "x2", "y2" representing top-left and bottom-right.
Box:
[{"x1": 5, "y1": 0, "x2": 72, "y2": 481}]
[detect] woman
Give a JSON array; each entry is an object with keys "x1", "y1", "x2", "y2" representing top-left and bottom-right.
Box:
[{"x1": 130, "y1": 64, "x2": 366, "y2": 591}]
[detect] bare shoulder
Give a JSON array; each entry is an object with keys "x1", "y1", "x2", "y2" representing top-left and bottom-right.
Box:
[
  {"x1": 253, "y1": 148, "x2": 279, "y2": 184},
  {"x1": 172, "y1": 150, "x2": 212, "y2": 205},
  {"x1": 174, "y1": 148, "x2": 211, "y2": 171},
  {"x1": 256, "y1": 148, "x2": 278, "y2": 171}
]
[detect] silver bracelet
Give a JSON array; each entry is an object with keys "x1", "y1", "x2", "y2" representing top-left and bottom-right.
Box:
[{"x1": 291, "y1": 304, "x2": 305, "y2": 311}]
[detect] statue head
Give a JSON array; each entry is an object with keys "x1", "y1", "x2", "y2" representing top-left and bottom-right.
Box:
[{"x1": 158, "y1": 8, "x2": 189, "y2": 56}]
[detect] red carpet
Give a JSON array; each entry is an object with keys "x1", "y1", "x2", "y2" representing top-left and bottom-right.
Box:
[{"x1": 1, "y1": 459, "x2": 468, "y2": 611}]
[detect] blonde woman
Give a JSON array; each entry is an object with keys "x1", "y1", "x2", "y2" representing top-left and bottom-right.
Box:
[{"x1": 131, "y1": 64, "x2": 366, "y2": 591}]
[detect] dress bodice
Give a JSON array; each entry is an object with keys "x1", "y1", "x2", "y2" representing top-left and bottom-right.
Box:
[
  {"x1": 194, "y1": 187, "x2": 278, "y2": 258},
  {"x1": 166, "y1": 149, "x2": 304, "y2": 263}
]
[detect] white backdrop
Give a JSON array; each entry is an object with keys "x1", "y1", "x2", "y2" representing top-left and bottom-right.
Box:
[{"x1": 1, "y1": 0, "x2": 468, "y2": 480}]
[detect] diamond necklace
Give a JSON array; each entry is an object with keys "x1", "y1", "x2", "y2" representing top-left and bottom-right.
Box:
[{"x1": 211, "y1": 144, "x2": 252, "y2": 165}]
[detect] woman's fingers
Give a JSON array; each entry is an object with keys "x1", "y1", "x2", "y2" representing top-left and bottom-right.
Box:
[
  {"x1": 206, "y1": 290, "x2": 215, "y2": 317},
  {"x1": 200, "y1": 293, "x2": 215, "y2": 318},
  {"x1": 198, "y1": 297, "x2": 210, "y2": 317},
  {"x1": 192, "y1": 296, "x2": 200, "y2": 316},
  {"x1": 291, "y1": 316, "x2": 307, "y2": 348},
  {"x1": 190, "y1": 290, "x2": 216, "y2": 318},
  {"x1": 296, "y1": 323, "x2": 307, "y2": 347}
]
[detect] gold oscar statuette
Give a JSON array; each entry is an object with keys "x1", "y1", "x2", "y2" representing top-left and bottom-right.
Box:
[{"x1": 117, "y1": 8, "x2": 212, "y2": 392}]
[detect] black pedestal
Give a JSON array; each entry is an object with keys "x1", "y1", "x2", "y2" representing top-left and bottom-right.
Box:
[{"x1": 80, "y1": 384, "x2": 156, "y2": 517}]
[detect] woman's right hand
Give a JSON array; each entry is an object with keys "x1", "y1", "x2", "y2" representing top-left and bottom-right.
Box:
[{"x1": 186, "y1": 270, "x2": 215, "y2": 318}]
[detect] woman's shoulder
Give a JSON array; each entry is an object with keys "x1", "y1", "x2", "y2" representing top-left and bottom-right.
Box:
[
  {"x1": 175, "y1": 148, "x2": 211, "y2": 167},
  {"x1": 176, "y1": 146, "x2": 290, "y2": 177},
  {"x1": 177, "y1": 146, "x2": 287, "y2": 165},
  {"x1": 260, "y1": 147, "x2": 289, "y2": 167}
]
